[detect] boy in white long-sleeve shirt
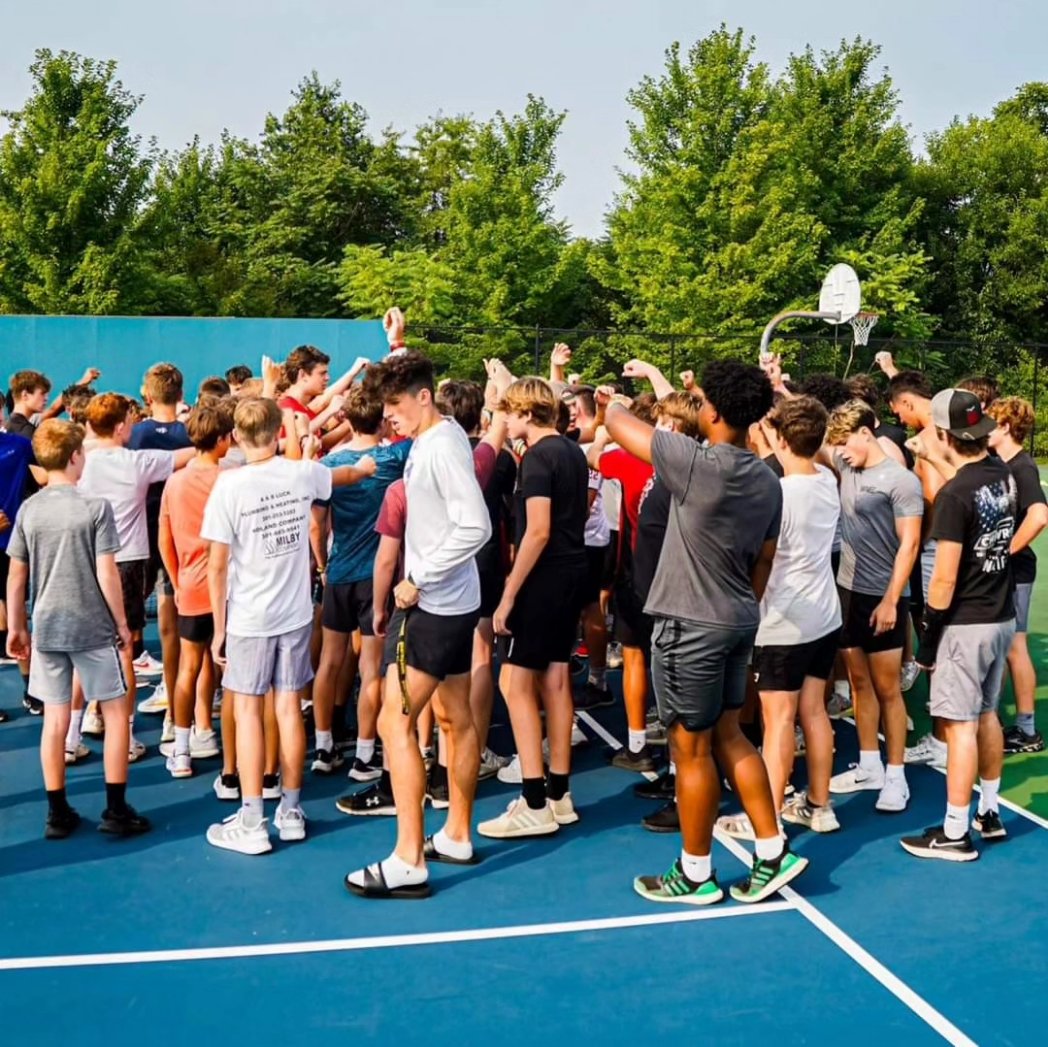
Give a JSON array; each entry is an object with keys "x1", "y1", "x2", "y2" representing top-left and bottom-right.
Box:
[{"x1": 346, "y1": 351, "x2": 491, "y2": 899}]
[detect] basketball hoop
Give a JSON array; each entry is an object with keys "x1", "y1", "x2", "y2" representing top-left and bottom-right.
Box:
[{"x1": 849, "y1": 311, "x2": 879, "y2": 346}]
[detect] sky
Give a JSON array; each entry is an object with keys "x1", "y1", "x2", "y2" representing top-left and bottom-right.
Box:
[{"x1": 1, "y1": 0, "x2": 1045, "y2": 239}]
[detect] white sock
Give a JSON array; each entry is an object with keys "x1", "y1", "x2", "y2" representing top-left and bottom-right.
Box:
[
  {"x1": 174, "y1": 726, "x2": 191, "y2": 758},
  {"x1": 356, "y1": 738, "x2": 375, "y2": 763},
  {"x1": 65, "y1": 708, "x2": 84, "y2": 750},
  {"x1": 380, "y1": 852, "x2": 429, "y2": 888},
  {"x1": 316, "y1": 729, "x2": 333, "y2": 754},
  {"x1": 754, "y1": 835, "x2": 785, "y2": 862},
  {"x1": 434, "y1": 827, "x2": 472, "y2": 860},
  {"x1": 669, "y1": 760, "x2": 677, "y2": 776},
  {"x1": 242, "y1": 797, "x2": 264, "y2": 827},
  {"x1": 858, "y1": 750, "x2": 883, "y2": 774},
  {"x1": 930, "y1": 734, "x2": 947, "y2": 752},
  {"x1": 885, "y1": 763, "x2": 906, "y2": 785},
  {"x1": 833, "y1": 679, "x2": 850, "y2": 697},
  {"x1": 588, "y1": 667, "x2": 606, "y2": 690},
  {"x1": 944, "y1": 803, "x2": 969, "y2": 840},
  {"x1": 978, "y1": 777, "x2": 1000, "y2": 815},
  {"x1": 628, "y1": 729, "x2": 646, "y2": 754},
  {"x1": 680, "y1": 849, "x2": 711, "y2": 883}
]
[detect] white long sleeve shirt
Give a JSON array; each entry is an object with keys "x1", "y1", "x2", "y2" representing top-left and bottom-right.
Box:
[{"x1": 403, "y1": 418, "x2": 492, "y2": 615}]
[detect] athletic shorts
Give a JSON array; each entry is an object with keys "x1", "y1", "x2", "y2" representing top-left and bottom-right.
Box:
[
  {"x1": 920, "y1": 542, "x2": 937, "y2": 600},
  {"x1": 838, "y1": 588, "x2": 909, "y2": 654},
  {"x1": 478, "y1": 563, "x2": 505, "y2": 619},
  {"x1": 753, "y1": 630, "x2": 840, "y2": 693},
  {"x1": 30, "y1": 644, "x2": 126, "y2": 705},
  {"x1": 929, "y1": 620, "x2": 1015, "y2": 722},
  {"x1": 0, "y1": 551, "x2": 9, "y2": 597},
  {"x1": 1015, "y1": 582, "x2": 1033, "y2": 633},
  {"x1": 383, "y1": 606, "x2": 479, "y2": 681},
  {"x1": 613, "y1": 575, "x2": 653, "y2": 652},
  {"x1": 650, "y1": 618, "x2": 756, "y2": 733},
  {"x1": 580, "y1": 544, "x2": 608, "y2": 607},
  {"x1": 144, "y1": 553, "x2": 174, "y2": 600},
  {"x1": 222, "y1": 622, "x2": 314, "y2": 696},
  {"x1": 498, "y1": 563, "x2": 586, "y2": 672},
  {"x1": 322, "y1": 579, "x2": 377, "y2": 636},
  {"x1": 178, "y1": 612, "x2": 214, "y2": 645},
  {"x1": 602, "y1": 534, "x2": 618, "y2": 590},
  {"x1": 118, "y1": 560, "x2": 148, "y2": 633}
]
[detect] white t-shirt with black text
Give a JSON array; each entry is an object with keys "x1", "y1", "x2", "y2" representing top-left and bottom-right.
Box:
[{"x1": 201, "y1": 455, "x2": 332, "y2": 637}]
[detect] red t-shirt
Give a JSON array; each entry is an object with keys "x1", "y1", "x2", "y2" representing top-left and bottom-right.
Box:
[
  {"x1": 599, "y1": 448, "x2": 654, "y2": 551},
  {"x1": 278, "y1": 395, "x2": 317, "y2": 421}
]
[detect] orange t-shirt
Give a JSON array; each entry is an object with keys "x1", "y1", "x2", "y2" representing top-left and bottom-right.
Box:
[{"x1": 159, "y1": 462, "x2": 221, "y2": 617}]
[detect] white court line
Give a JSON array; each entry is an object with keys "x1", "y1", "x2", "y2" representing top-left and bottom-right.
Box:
[
  {"x1": 577, "y1": 710, "x2": 978, "y2": 1047},
  {"x1": 841, "y1": 715, "x2": 1048, "y2": 832},
  {"x1": 0, "y1": 904, "x2": 790, "y2": 973}
]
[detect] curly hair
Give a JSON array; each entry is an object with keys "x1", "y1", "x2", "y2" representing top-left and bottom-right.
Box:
[
  {"x1": 364, "y1": 350, "x2": 435, "y2": 402},
  {"x1": 700, "y1": 360, "x2": 772, "y2": 431},
  {"x1": 800, "y1": 373, "x2": 851, "y2": 412},
  {"x1": 987, "y1": 396, "x2": 1034, "y2": 444}
]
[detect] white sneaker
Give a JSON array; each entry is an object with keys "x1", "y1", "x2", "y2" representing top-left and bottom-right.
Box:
[
  {"x1": 64, "y1": 741, "x2": 90, "y2": 765},
  {"x1": 274, "y1": 804, "x2": 307, "y2": 842},
  {"x1": 827, "y1": 688, "x2": 853, "y2": 719},
  {"x1": 189, "y1": 727, "x2": 220, "y2": 758},
  {"x1": 478, "y1": 748, "x2": 509, "y2": 781},
  {"x1": 875, "y1": 777, "x2": 910, "y2": 813},
  {"x1": 128, "y1": 735, "x2": 146, "y2": 762},
  {"x1": 550, "y1": 792, "x2": 579, "y2": 825},
  {"x1": 206, "y1": 810, "x2": 272, "y2": 855},
  {"x1": 161, "y1": 717, "x2": 175, "y2": 744},
  {"x1": 781, "y1": 792, "x2": 841, "y2": 833},
  {"x1": 905, "y1": 733, "x2": 947, "y2": 770},
  {"x1": 571, "y1": 717, "x2": 587, "y2": 746},
  {"x1": 137, "y1": 682, "x2": 168, "y2": 715},
  {"x1": 82, "y1": 709, "x2": 104, "y2": 737},
  {"x1": 132, "y1": 651, "x2": 164, "y2": 677},
  {"x1": 213, "y1": 773, "x2": 240, "y2": 801},
  {"x1": 477, "y1": 796, "x2": 559, "y2": 839},
  {"x1": 497, "y1": 755, "x2": 523, "y2": 784},
  {"x1": 829, "y1": 763, "x2": 885, "y2": 794},
  {"x1": 900, "y1": 660, "x2": 921, "y2": 693},
  {"x1": 606, "y1": 642, "x2": 624, "y2": 669},
  {"x1": 166, "y1": 753, "x2": 192, "y2": 779},
  {"x1": 212, "y1": 688, "x2": 223, "y2": 714},
  {"x1": 646, "y1": 720, "x2": 668, "y2": 747},
  {"x1": 716, "y1": 812, "x2": 755, "y2": 840},
  {"x1": 262, "y1": 775, "x2": 282, "y2": 801}
]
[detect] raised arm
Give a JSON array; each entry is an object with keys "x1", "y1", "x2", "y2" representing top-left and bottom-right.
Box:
[{"x1": 622, "y1": 359, "x2": 674, "y2": 400}]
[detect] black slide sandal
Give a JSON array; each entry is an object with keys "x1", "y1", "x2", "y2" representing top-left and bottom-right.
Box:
[
  {"x1": 344, "y1": 862, "x2": 432, "y2": 899},
  {"x1": 423, "y1": 834, "x2": 481, "y2": 866}
]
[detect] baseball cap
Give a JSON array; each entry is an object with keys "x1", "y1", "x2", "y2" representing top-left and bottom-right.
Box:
[{"x1": 930, "y1": 388, "x2": 996, "y2": 441}]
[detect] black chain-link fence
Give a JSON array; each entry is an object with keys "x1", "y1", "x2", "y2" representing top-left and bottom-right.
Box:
[{"x1": 410, "y1": 324, "x2": 1048, "y2": 457}]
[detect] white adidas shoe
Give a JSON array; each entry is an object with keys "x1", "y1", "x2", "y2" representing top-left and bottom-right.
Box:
[
  {"x1": 477, "y1": 797, "x2": 559, "y2": 839},
  {"x1": 206, "y1": 810, "x2": 272, "y2": 855}
]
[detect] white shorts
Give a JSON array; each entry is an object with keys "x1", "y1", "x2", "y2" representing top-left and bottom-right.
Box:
[
  {"x1": 222, "y1": 622, "x2": 314, "y2": 697},
  {"x1": 30, "y1": 645, "x2": 127, "y2": 705}
]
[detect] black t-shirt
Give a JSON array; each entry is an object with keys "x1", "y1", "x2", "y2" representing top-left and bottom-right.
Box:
[
  {"x1": 632, "y1": 474, "x2": 671, "y2": 603},
  {"x1": 515, "y1": 434, "x2": 587, "y2": 570},
  {"x1": 762, "y1": 453, "x2": 784, "y2": 478},
  {"x1": 1003, "y1": 450, "x2": 1046, "y2": 584},
  {"x1": 470, "y1": 437, "x2": 517, "y2": 575},
  {"x1": 877, "y1": 418, "x2": 913, "y2": 468},
  {"x1": 929, "y1": 456, "x2": 1017, "y2": 625},
  {"x1": 4, "y1": 413, "x2": 40, "y2": 496}
]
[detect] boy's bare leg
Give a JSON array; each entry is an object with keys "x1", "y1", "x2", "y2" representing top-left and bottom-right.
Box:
[{"x1": 430, "y1": 674, "x2": 480, "y2": 844}]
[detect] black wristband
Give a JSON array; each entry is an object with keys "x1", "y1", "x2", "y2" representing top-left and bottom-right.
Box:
[{"x1": 916, "y1": 606, "x2": 948, "y2": 665}]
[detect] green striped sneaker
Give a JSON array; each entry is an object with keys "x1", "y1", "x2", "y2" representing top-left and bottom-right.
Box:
[
  {"x1": 633, "y1": 859, "x2": 724, "y2": 906},
  {"x1": 729, "y1": 847, "x2": 808, "y2": 904}
]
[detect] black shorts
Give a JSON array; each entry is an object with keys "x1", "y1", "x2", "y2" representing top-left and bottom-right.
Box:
[
  {"x1": 383, "y1": 606, "x2": 479, "y2": 681},
  {"x1": 118, "y1": 560, "x2": 148, "y2": 633},
  {"x1": 580, "y1": 544, "x2": 607, "y2": 607},
  {"x1": 178, "y1": 613, "x2": 215, "y2": 645},
  {"x1": 478, "y1": 563, "x2": 504, "y2": 619},
  {"x1": 602, "y1": 533, "x2": 618, "y2": 590},
  {"x1": 144, "y1": 551, "x2": 174, "y2": 599},
  {"x1": 613, "y1": 575, "x2": 653, "y2": 652},
  {"x1": 838, "y1": 588, "x2": 909, "y2": 655},
  {"x1": 0, "y1": 551, "x2": 9, "y2": 598},
  {"x1": 753, "y1": 630, "x2": 840, "y2": 692},
  {"x1": 322, "y1": 579, "x2": 376, "y2": 636},
  {"x1": 498, "y1": 563, "x2": 587, "y2": 671}
]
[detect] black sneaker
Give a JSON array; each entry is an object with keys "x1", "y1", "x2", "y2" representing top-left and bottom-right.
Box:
[
  {"x1": 972, "y1": 809, "x2": 1008, "y2": 841},
  {"x1": 642, "y1": 800, "x2": 680, "y2": 833},
  {"x1": 311, "y1": 748, "x2": 344, "y2": 775},
  {"x1": 900, "y1": 825, "x2": 978, "y2": 862},
  {"x1": 634, "y1": 772, "x2": 675, "y2": 800},
  {"x1": 348, "y1": 753, "x2": 382, "y2": 782},
  {"x1": 98, "y1": 805, "x2": 152, "y2": 837},
  {"x1": 22, "y1": 694, "x2": 43, "y2": 716},
  {"x1": 336, "y1": 782, "x2": 396, "y2": 816},
  {"x1": 574, "y1": 682, "x2": 614, "y2": 711},
  {"x1": 45, "y1": 806, "x2": 81, "y2": 839},
  {"x1": 333, "y1": 722, "x2": 358, "y2": 754},
  {"x1": 1003, "y1": 725, "x2": 1045, "y2": 755},
  {"x1": 0, "y1": 707, "x2": 9, "y2": 723},
  {"x1": 262, "y1": 773, "x2": 281, "y2": 800},
  {"x1": 426, "y1": 777, "x2": 449, "y2": 810},
  {"x1": 610, "y1": 745, "x2": 658, "y2": 773}
]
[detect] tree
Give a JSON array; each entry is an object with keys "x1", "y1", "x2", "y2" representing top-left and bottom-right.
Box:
[{"x1": 0, "y1": 49, "x2": 153, "y2": 314}]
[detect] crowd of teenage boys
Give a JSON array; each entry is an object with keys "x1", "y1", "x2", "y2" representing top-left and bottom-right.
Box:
[{"x1": 1, "y1": 307, "x2": 1044, "y2": 902}]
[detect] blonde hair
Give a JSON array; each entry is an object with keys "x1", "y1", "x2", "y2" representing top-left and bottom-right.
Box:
[
  {"x1": 233, "y1": 396, "x2": 282, "y2": 448},
  {"x1": 498, "y1": 377, "x2": 558, "y2": 428},
  {"x1": 33, "y1": 419, "x2": 85, "y2": 470},
  {"x1": 653, "y1": 392, "x2": 701, "y2": 438},
  {"x1": 825, "y1": 399, "x2": 877, "y2": 445}
]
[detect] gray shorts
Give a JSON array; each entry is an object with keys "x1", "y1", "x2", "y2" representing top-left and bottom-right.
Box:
[
  {"x1": 650, "y1": 618, "x2": 755, "y2": 733},
  {"x1": 1015, "y1": 583, "x2": 1033, "y2": 633},
  {"x1": 222, "y1": 622, "x2": 314, "y2": 697},
  {"x1": 929, "y1": 620, "x2": 1015, "y2": 722},
  {"x1": 29, "y1": 645, "x2": 127, "y2": 705}
]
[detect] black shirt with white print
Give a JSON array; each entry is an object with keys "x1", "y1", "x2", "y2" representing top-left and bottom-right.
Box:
[
  {"x1": 928, "y1": 456, "x2": 1017, "y2": 626},
  {"x1": 1002, "y1": 451, "x2": 1046, "y2": 585}
]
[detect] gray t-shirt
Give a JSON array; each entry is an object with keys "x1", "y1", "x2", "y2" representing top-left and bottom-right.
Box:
[
  {"x1": 645, "y1": 432, "x2": 783, "y2": 629},
  {"x1": 836, "y1": 455, "x2": 923, "y2": 596},
  {"x1": 6, "y1": 485, "x2": 122, "y2": 651}
]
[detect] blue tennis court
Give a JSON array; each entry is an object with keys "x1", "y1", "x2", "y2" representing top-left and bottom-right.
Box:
[{"x1": 1, "y1": 652, "x2": 1045, "y2": 1047}]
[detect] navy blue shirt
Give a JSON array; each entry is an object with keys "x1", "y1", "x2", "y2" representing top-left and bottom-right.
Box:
[{"x1": 129, "y1": 419, "x2": 192, "y2": 553}]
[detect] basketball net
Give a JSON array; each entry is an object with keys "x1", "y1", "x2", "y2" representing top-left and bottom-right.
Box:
[{"x1": 849, "y1": 311, "x2": 879, "y2": 347}]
